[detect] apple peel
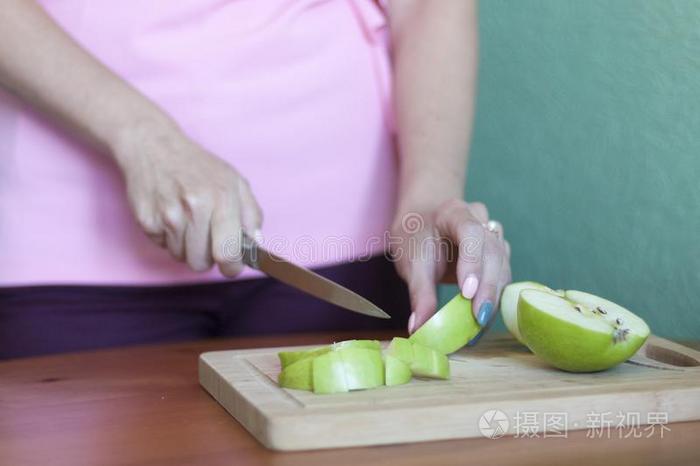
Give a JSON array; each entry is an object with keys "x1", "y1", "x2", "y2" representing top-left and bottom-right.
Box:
[{"x1": 500, "y1": 281, "x2": 557, "y2": 344}]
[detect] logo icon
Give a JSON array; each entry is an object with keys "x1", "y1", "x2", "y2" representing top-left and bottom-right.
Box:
[{"x1": 479, "y1": 409, "x2": 509, "y2": 439}]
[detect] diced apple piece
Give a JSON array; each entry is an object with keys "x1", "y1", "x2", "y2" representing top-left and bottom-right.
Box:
[
  {"x1": 278, "y1": 357, "x2": 314, "y2": 390},
  {"x1": 312, "y1": 348, "x2": 384, "y2": 394},
  {"x1": 385, "y1": 355, "x2": 412, "y2": 386},
  {"x1": 386, "y1": 337, "x2": 413, "y2": 365},
  {"x1": 278, "y1": 346, "x2": 330, "y2": 369},
  {"x1": 410, "y1": 343, "x2": 450, "y2": 379}
]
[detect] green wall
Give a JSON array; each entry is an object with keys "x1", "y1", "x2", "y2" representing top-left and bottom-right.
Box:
[{"x1": 440, "y1": 0, "x2": 700, "y2": 339}]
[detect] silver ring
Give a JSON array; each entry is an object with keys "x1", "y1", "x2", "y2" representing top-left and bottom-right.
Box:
[{"x1": 485, "y1": 220, "x2": 504, "y2": 239}]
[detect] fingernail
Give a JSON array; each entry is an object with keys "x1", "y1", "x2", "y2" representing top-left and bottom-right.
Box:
[
  {"x1": 467, "y1": 329, "x2": 485, "y2": 346},
  {"x1": 253, "y1": 229, "x2": 264, "y2": 244},
  {"x1": 461, "y1": 274, "x2": 479, "y2": 299},
  {"x1": 476, "y1": 301, "x2": 494, "y2": 327},
  {"x1": 408, "y1": 313, "x2": 416, "y2": 334}
]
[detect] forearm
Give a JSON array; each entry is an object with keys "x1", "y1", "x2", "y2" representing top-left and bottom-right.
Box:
[
  {"x1": 0, "y1": 0, "x2": 176, "y2": 167},
  {"x1": 388, "y1": 0, "x2": 478, "y2": 214}
]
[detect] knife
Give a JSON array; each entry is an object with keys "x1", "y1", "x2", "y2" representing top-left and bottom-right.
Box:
[{"x1": 240, "y1": 233, "x2": 390, "y2": 319}]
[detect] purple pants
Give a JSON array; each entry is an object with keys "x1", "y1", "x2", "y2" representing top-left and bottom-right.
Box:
[{"x1": 0, "y1": 256, "x2": 410, "y2": 359}]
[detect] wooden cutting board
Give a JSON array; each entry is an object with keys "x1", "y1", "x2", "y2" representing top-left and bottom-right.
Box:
[{"x1": 199, "y1": 335, "x2": 700, "y2": 451}]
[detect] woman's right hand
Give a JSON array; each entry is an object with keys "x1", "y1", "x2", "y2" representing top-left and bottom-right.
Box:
[
  {"x1": 113, "y1": 122, "x2": 263, "y2": 276},
  {"x1": 0, "y1": 0, "x2": 263, "y2": 276}
]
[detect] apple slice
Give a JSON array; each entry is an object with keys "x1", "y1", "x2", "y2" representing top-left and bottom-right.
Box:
[
  {"x1": 410, "y1": 343, "x2": 450, "y2": 379},
  {"x1": 280, "y1": 338, "x2": 451, "y2": 393},
  {"x1": 386, "y1": 337, "x2": 413, "y2": 365},
  {"x1": 312, "y1": 347, "x2": 384, "y2": 394},
  {"x1": 278, "y1": 346, "x2": 330, "y2": 369},
  {"x1": 341, "y1": 348, "x2": 384, "y2": 390},
  {"x1": 334, "y1": 339, "x2": 381, "y2": 351},
  {"x1": 501, "y1": 281, "x2": 558, "y2": 344},
  {"x1": 278, "y1": 356, "x2": 314, "y2": 390},
  {"x1": 311, "y1": 351, "x2": 347, "y2": 394},
  {"x1": 409, "y1": 294, "x2": 480, "y2": 354},
  {"x1": 518, "y1": 289, "x2": 650, "y2": 372},
  {"x1": 278, "y1": 340, "x2": 380, "y2": 369},
  {"x1": 386, "y1": 337, "x2": 450, "y2": 380},
  {"x1": 385, "y1": 355, "x2": 412, "y2": 386}
]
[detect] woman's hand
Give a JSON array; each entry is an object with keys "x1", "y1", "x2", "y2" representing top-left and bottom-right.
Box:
[
  {"x1": 391, "y1": 199, "x2": 511, "y2": 336},
  {"x1": 387, "y1": 1, "x2": 487, "y2": 337},
  {"x1": 0, "y1": 1, "x2": 259, "y2": 277},
  {"x1": 114, "y1": 124, "x2": 263, "y2": 276}
]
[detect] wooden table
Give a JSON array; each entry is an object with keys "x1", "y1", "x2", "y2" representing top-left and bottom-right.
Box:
[{"x1": 1, "y1": 331, "x2": 699, "y2": 466}]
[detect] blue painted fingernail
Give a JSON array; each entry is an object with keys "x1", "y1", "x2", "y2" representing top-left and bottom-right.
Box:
[
  {"x1": 477, "y1": 301, "x2": 494, "y2": 327},
  {"x1": 467, "y1": 329, "x2": 485, "y2": 346}
]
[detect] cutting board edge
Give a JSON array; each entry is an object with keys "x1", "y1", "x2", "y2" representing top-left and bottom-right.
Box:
[
  {"x1": 242, "y1": 386, "x2": 700, "y2": 451},
  {"x1": 199, "y1": 352, "x2": 284, "y2": 449}
]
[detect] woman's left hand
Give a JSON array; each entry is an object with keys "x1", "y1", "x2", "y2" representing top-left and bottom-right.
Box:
[{"x1": 391, "y1": 199, "x2": 512, "y2": 339}]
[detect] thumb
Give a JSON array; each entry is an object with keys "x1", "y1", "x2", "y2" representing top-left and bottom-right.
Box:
[{"x1": 406, "y1": 264, "x2": 438, "y2": 335}]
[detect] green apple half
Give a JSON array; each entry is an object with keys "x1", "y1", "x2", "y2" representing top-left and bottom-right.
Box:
[
  {"x1": 501, "y1": 281, "x2": 560, "y2": 344},
  {"x1": 409, "y1": 294, "x2": 481, "y2": 354},
  {"x1": 387, "y1": 337, "x2": 450, "y2": 380},
  {"x1": 518, "y1": 289, "x2": 650, "y2": 372}
]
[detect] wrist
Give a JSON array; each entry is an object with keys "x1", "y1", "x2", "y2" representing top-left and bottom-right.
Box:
[
  {"x1": 395, "y1": 168, "x2": 464, "y2": 219},
  {"x1": 108, "y1": 109, "x2": 182, "y2": 171}
]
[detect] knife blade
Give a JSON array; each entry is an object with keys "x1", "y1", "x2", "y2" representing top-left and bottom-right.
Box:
[{"x1": 240, "y1": 233, "x2": 391, "y2": 319}]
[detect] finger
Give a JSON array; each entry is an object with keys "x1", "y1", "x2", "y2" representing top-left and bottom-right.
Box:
[
  {"x1": 455, "y1": 222, "x2": 486, "y2": 299},
  {"x1": 496, "y1": 252, "x2": 512, "y2": 308},
  {"x1": 406, "y1": 261, "x2": 438, "y2": 335},
  {"x1": 435, "y1": 200, "x2": 485, "y2": 300},
  {"x1": 183, "y1": 196, "x2": 214, "y2": 272},
  {"x1": 468, "y1": 201, "x2": 489, "y2": 224},
  {"x1": 132, "y1": 196, "x2": 166, "y2": 247},
  {"x1": 394, "y1": 232, "x2": 440, "y2": 334},
  {"x1": 472, "y1": 233, "x2": 505, "y2": 328},
  {"x1": 211, "y1": 196, "x2": 244, "y2": 277},
  {"x1": 147, "y1": 232, "x2": 166, "y2": 248},
  {"x1": 504, "y1": 239, "x2": 511, "y2": 258},
  {"x1": 486, "y1": 219, "x2": 504, "y2": 241},
  {"x1": 467, "y1": 238, "x2": 507, "y2": 347},
  {"x1": 237, "y1": 178, "x2": 263, "y2": 235},
  {"x1": 162, "y1": 204, "x2": 186, "y2": 261},
  {"x1": 135, "y1": 203, "x2": 166, "y2": 247}
]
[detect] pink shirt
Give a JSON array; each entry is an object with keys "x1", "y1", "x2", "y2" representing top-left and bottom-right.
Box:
[{"x1": 0, "y1": 0, "x2": 396, "y2": 286}]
